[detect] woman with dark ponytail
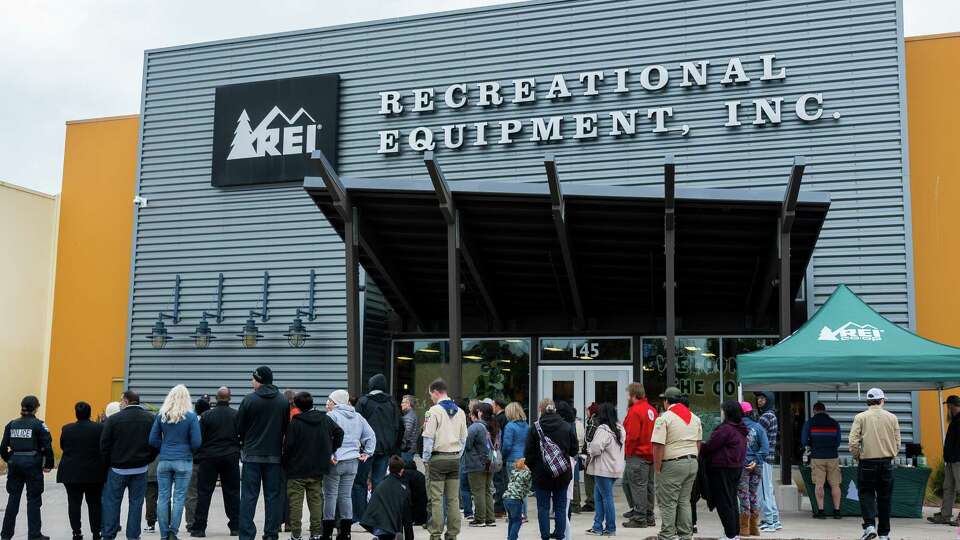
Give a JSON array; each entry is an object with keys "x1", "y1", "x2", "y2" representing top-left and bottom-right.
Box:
[
  {"x1": 464, "y1": 402, "x2": 500, "y2": 527},
  {"x1": 584, "y1": 403, "x2": 626, "y2": 536}
]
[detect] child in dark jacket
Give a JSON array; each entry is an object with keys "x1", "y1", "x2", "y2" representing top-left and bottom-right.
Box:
[
  {"x1": 360, "y1": 456, "x2": 414, "y2": 540},
  {"x1": 401, "y1": 459, "x2": 428, "y2": 525},
  {"x1": 283, "y1": 392, "x2": 344, "y2": 540}
]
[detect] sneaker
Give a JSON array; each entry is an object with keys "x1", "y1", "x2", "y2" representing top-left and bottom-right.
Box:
[
  {"x1": 758, "y1": 523, "x2": 776, "y2": 532},
  {"x1": 585, "y1": 529, "x2": 604, "y2": 536},
  {"x1": 928, "y1": 513, "x2": 958, "y2": 525},
  {"x1": 601, "y1": 532, "x2": 616, "y2": 537},
  {"x1": 229, "y1": 531, "x2": 240, "y2": 537},
  {"x1": 189, "y1": 532, "x2": 205, "y2": 538},
  {"x1": 468, "y1": 520, "x2": 486, "y2": 527},
  {"x1": 621, "y1": 510, "x2": 637, "y2": 519},
  {"x1": 73, "y1": 534, "x2": 84, "y2": 540},
  {"x1": 144, "y1": 527, "x2": 157, "y2": 534},
  {"x1": 813, "y1": 510, "x2": 826, "y2": 519},
  {"x1": 290, "y1": 536, "x2": 303, "y2": 540},
  {"x1": 621, "y1": 520, "x2": 646, "y2": 529},
  {"x1": 860, "y1": 525, "x2": 878, "y2": 540},
  {"x1": 833, "y1": 509, "x2": 843, "y2": 519},
  {"x1": 878, "y1": 536, "x2": 889, "y2": 540},
  {"x1": 484, "y1": 521, "x2": 496, "y2": 528}
]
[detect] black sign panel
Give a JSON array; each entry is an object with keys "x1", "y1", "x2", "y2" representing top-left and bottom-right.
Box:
[{"x1": 211, "y1": 74, "x2": 340, "y2": 187}]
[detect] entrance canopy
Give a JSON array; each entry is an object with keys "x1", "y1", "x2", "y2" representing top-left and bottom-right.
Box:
[
  {"x1": 303, "y1": 153, "x2": 830, "y2": 335},
  {"x1": 738, "y1": 285, "x2": 960, "y2": 391}
]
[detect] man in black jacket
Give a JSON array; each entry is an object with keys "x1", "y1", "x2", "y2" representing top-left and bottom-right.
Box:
[
  {"x1": 237, "y1": 366, "x2": 290, "y2": 540},
  {"x1": 192, "y1": 387, "x2": 241, "y2": 537},
  {"x1": 283, "y1": 392, "x2": 343, "y2": 540},
  {"x1": 100, "y1": 390, "x2": 158, "y2": 540},
  {"x1": 57, "y1": 401, "x2": 106, "y2": 540},
  {"x1": 353, "y1": 374, "x2": 401, "y2": 522},
  {"x1": 0, "y1": 395, "x2": 55, "y2": 540},
  {"x1": 931, "y1": 395, "x2": 960, "y2": 525}
]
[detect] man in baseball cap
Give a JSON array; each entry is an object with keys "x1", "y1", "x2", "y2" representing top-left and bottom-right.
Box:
[
  {"x1": 930, "y1": 395, "x2": 960, "y2": 525},
  {"x1": 848, "y1": 387, "x2": 901, "y2": 540},
  {"x1": 650, "y1": 386, "x2": 702, "y2": 540}
]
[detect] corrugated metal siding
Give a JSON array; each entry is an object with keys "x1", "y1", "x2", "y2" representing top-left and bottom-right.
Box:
[{"x1": 130, "y1": 0, "x2": 911, "y2": 406}]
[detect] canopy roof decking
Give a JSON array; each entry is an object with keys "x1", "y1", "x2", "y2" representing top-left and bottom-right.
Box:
[
  {"x1": 738, "y1": 284, "x2": 960, "y2": 391},
  {"x1": 303, "y1": 154, "x2": 830, "y2": 335}
]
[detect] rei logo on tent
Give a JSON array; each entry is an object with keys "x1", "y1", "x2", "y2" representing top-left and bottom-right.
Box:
[{"x1": 817, "y1": 322, "x2": 884, "y2": 342}]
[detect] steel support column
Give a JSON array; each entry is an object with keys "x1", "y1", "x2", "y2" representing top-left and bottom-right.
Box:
[
  {"x1": 778, "y1": 156, "x2": 805, "y2": 485},
  {"x1": 448, "y1": 211, "x2": 463, "y2": 399},
  {"x1": 345, "y1": 207, "x2": 361, "y2": 398},
  {"x1": 664, "y1": 155, "x2": 677, "y2": 387}
]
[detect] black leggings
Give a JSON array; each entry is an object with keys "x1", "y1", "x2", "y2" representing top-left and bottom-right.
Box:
[{"x1": 708, "y1": 467, "x2": 742, "y2": 539}]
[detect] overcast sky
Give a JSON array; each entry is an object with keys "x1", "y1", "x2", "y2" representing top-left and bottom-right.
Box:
[{"x1": 1, "y1": 0, "x2": 956, "y2": 194}]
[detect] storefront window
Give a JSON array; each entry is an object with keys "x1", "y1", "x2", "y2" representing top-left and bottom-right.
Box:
[
  {"x1": 463, "y1": 339, "x2": 530, "y2": 412},
  {"x1": 720, "y1": 337, "x2": 779, "y2": 402},
  {"x1": 393, "y1": 340, "x2": 449, "y2": 416},
  {"x1": 641, "y1": 337, "x2": 720, "y2": 436}
]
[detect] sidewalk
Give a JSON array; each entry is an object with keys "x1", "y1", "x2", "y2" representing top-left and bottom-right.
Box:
[{"x1": 0, "y1": 473, "x2": 953, "y2": 540}]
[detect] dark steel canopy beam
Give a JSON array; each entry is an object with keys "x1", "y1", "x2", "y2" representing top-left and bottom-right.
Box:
[
  {"x1": 310, "y1": 150, "x2": 424, "y2": 332},
  {"x1": 544, "y1": 153, "x2": 585, "y2": 328},
  {"x1": 423, "y1": 152, "x2": 503, "y2": 331},
  {"x1": 664, "y1": 154, "x2": 677, "y2": 386},
  {"x1": 750, "y1": 156, "x2": 806, "y2": 325},
  {"x1": 310, "y1": 150, "x2": 351, "y2": 220}
]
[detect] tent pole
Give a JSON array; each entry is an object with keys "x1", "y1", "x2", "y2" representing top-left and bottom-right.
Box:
[{"x1": 939, "y1": 386, "x2": 946, "y2": 451}]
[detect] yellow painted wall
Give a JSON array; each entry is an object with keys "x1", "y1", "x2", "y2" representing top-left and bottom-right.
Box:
[
  {"x1": 46, "y1": 115, "x2": 139, "y2": 446},
  {"x1": 906, "y1": 34, "x2": 960, "y2": 470},
  {"x1": 0, "y1": 182, "x2": 58, "y2": 423}
]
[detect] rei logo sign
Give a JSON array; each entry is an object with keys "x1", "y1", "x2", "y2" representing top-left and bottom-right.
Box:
[
  {"x1": 817, "y1": 322, "x2": 884, "y2": 342},
  {"x1": 211, "y1": 74, "x2": 340, "y2": 188}
]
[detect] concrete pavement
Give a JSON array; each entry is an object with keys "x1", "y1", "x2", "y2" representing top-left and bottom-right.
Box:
[{"x1": 0, "y1": 473, "x2": 953, "y2": 540}]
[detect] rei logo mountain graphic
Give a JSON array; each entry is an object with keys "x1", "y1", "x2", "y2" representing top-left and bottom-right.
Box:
[
  {"x1": 212, "y1": 74, "x2": 340, "y2": 187},
  {"x1": 226, "y1": 106, "x2": 323, "y2": 160},
  {"x1": 817, "y1": 322, "x2": 884, "y2": 342}
]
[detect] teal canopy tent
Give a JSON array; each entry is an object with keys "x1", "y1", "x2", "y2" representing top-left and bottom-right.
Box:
[{"x1": 738, "y1": 284, "x2": 960, "y2": 392}]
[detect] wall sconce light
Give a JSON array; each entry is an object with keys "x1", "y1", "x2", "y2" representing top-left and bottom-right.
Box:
[
  {"x1": 284, "y1": 270, "x2": 316, "y2": 348},
  {"x1": 191, "y1": 273, "x2": 224, "y2": 349},
  {"x1": 238, "y1": 272, "x2": 269, "y2": 348},
  {"x1": 147, "y1": 275, "x2": 181, "y2": 349}
]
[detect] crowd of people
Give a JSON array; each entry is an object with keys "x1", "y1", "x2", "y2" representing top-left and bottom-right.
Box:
[{"x1": 0, "y1": 367, "x2": 916, "y2": 540}]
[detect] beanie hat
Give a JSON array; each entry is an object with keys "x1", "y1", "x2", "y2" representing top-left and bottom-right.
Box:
[
  {"x1": 740, "y1": 401, "x2": 753, "y2": 414},
  {"x1": 105, "y1": 401, "x2": 122, "y2": 417},
  {"x1": 329, "y1": 389, "x2": 350, "y2": 406},
  {"x1": 253, "y1": 366, "x2": 273, "y2": 385}
]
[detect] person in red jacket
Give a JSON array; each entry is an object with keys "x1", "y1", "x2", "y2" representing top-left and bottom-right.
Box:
[{"x1": 622, "y1": 383, "x2": 658, "y2": 528}]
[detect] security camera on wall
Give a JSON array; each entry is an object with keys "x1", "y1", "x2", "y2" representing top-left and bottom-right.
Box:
[{"x1": 133, "y1": 195, "x2": 148, "y2": 208}]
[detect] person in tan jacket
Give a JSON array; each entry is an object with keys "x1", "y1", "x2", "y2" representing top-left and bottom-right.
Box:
[
  {"x1": 848, "y1": 388, "x2": 901, "y2": 540},
  {"x1": 584, "y1": 403, "x2": 626, "y2": 536}
]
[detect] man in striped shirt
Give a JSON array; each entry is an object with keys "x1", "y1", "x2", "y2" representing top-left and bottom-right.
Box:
[{"x1": 801, "y1": 402, "x2": 842, "y2": 519}]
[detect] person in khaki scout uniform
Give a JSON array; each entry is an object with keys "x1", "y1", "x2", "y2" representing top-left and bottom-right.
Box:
[
  {"x1": 848, "y1": 387, "x2": 901, "y2": 540},
  {"x1": 650, "y1": 387, "x2": 702, "y2": 540},
  {"x1": 422, "y1": 378, "x2": 468, "y2": 540}
]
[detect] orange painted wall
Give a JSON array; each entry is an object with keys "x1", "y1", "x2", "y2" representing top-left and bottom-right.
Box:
[
  {"x1": 906, "y1": 34, "x2": 960, "y2": 470},
  {"x1": 46, "y1": 115, "x2": 139, "y2": 447}
]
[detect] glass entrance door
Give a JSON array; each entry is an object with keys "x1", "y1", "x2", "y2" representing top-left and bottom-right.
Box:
[{"x1": 539, "y1": 366, "x2": 632, "y2": 420}]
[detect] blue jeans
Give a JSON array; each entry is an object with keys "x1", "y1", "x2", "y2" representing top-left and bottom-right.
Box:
[
  {"x1": 459, "y1": 467, "x2": 474, "y2": 517},
  {"x1": 759, "y1": 461, "x2": 781, "y2": 527},
  {"x1": 351, "y1": 455, "x2": 388, "y2": 522},
  {"x1": 324, "y1": 459, "x2": 359, "y2": 520},
  {"x1": 101, "y1": 470, "x2": 146, "y2": 540},
  {"x1": 592, "y1": 476, "x2": 616, "y2": 533},
  {"x1": 157, "y1": 460, "x2": 192, "y2": 537},
  {"x1": 534, "y1": 487, "x2": 567, "y2": 540},
  {"x1": 239, "y1": 462, "x2": 283, "y2": 540},
  {"x1": 504, "y1": 498, "x2": 524, "y2": 540}
]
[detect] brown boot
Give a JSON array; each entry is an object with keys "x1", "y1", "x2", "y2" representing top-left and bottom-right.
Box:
[
  {"x1": 749, "y1": 514, "x2": 761, "y2": 536},
  {"x1": 739, "y1": 513, "x2": 751, "y2": 537}
]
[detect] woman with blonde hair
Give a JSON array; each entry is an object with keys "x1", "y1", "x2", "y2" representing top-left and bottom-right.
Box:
[
  {"x1": 149, "y1": 384, "x2": 202, "y2": 540},
  {"x1": 501, "y1": 402, "x2": 530, "y2": 518}
]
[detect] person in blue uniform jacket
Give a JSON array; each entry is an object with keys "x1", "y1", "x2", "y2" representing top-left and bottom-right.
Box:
[{"x1": 0, "y1": 395, "x2": 55, "y2": 540}]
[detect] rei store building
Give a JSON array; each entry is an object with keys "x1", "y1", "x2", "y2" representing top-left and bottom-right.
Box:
[{"x1": 128, "y1": 0, "x2": 917, "y2": 465}]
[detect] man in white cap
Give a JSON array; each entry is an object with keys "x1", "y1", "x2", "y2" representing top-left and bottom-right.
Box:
[{"x1": 848, "y1": 387, "x2": 901, "y2": 540}]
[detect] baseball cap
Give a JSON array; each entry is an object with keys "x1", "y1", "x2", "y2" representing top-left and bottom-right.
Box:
[
  {"x1": 944, "y1": 395, "x2": 960, "y2": 407},
  {"x1": 660, "y1": 387, "x2": 682, "y2": 399},
  {"x1": 866, "y1": 387, "x2": 885, "y2": 400}
]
